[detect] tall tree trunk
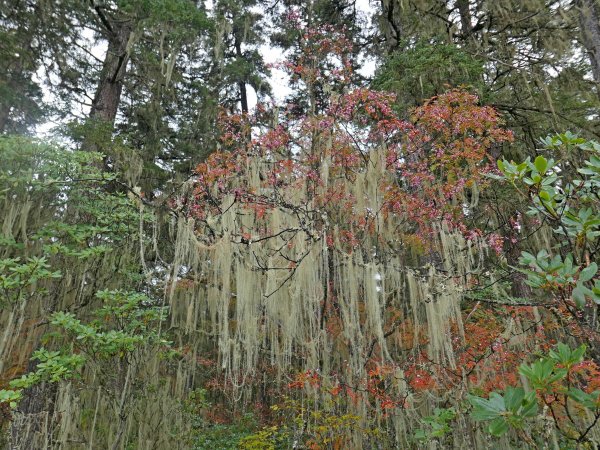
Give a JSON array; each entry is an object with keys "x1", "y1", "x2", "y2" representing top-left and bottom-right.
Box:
[
  {"x1": 89, "y1": 21, "x2": 133, "y2": 124},
  {"x1": 577, "y1": 0, "x2": 600, "y2": 89},
  {"x1": 456, "y1": 0, "x2": 473, "y2": 37},
  {"x1": 379, "y1": 0, "x2": 403, "y2": 52},
  {"x1": 234, "y1": 37, "x2": 248, "y2": 113},
  {"x1": 238, "y1": 81, "x2": 249, "y2": 114},
  {"x1": 9, "y1": 359, "x2": 58, "y2": 449},
  {"x1": 83, "y1": 11, "x2": 134, "y2": 178},
  {"x1": 0, "y1": 104, "x2": 10, "y2": 133}
]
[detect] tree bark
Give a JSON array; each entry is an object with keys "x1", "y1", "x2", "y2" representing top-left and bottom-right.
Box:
[
  {"x1": 9, "y1": 359, "x2": 58, "y2": 449},
  {"x1": 89, "y1": 21, "x2": 133, "y2": 124},
  {"x1": 577, "y1": 0, "x2": 600, "y2": 89},
  {"x1": 238, "y1": 81, "x2": 249, "y2": 114},
  {"x1": 234, "y1": 37, "x2": 249, "y2": 113},
  {"x1": 0, "y1": 104, "x2": 10, "y2": 133},
  {"x1": 456, "y1": 0, "x2": 473, "y2": 37},
  {"x1": 379, "y1": 0, "x2": 403, "y2": 52}
]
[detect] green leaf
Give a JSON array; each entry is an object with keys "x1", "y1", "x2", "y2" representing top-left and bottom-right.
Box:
[
  {"x1": 534, "y1": 155, "x2": 548, "y2": 174},
  {"x1": 488, "y1": 417, "x2": 509, "y2": 436},
  {"x1": 579, "y1": 263, "x2": 598, "y2": 282},
  {"x1": 504, "y1": 386, "x2": 525, "y2": 412},
  {"x1": 567, "y1": 388, "x2": 600, "y2": 409},
  {"x1": 573, "y1": 286, "x2": 586, "y2": 308},
  {"x1": 520, "y1": 393, "x2": 539, "y2": 418},
  {"x1": 519, "y1": 359, "x2": 567, "y2": 389},
  {"x1": 469, "y1": 393, "x2": 505, "y2": 421},
  {"x1": 549, "y1": 343, "x2": 586, "y2": 367},
  {"x1": 0, "y1": 389, "x2": 23, "y2": 409}
]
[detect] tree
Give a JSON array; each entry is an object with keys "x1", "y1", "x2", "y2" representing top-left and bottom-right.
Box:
[
  {"x1": 372, "y1": 0, "x2": 600, "y2": 151},
  {"x1": 210, "y1": 0, "x2": 270, "y2": 114},
  {"x1": 0, "y1": 136, "x2": 183, "y2": 448},
  {"x1": 3, "y1": 4, "x2": 600, "y2": 449},
  {"x1": 171, "y1": 27, "x2": 528, "y2": 448},
  {"x1": 0, "y1": 1, "x2": 63, "y2": 133},
  {"x1": 577, "y1": 0, "x2": 600, "y2": 88}
]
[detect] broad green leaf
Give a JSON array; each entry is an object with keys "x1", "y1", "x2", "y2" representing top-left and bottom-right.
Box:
[
  {"x1": 469, "y1": 393, "x2": 505, "y2": 421},
  {"x1": 534, "y1": 155, "x2": 548, "y2": 174},
  {"x1": 579, "y1": 263, "x2": 598, "y2": 282},
  {"x1": 567, "y1": 388, "x2": 600, "y2": 409},
  {"x1": 573, "y1": 286, "x2": 586, "y2": 308},
  {"x1": 521, "y1": 393, "x2": 539, "y2": 418},
  {"x1": 488, "y1": 417, "x2": 509, "y2": 436},
  {"x1": 503, "y1": 386, "x2": 525, "y2": 412}
]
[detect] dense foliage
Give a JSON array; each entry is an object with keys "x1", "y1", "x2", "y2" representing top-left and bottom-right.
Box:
[{"x1": 1, "y1": 1, "x2": 600, "y2": 449}]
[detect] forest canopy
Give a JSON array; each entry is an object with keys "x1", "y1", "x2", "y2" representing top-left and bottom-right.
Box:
[{"x1": 1, "y1": 1, "x2": 600, "y2": 449}]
